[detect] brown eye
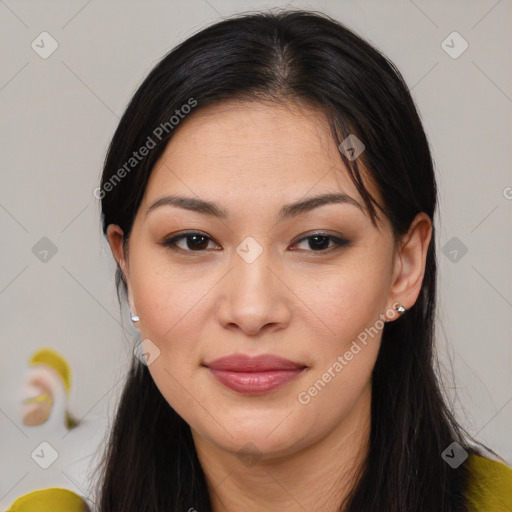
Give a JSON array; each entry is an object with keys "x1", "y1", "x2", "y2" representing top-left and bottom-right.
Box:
[
  {"x1": 161, "y1": 231, "x2": 350, "y2": 255},
  {"x1": 292, "y1": 233, "x2": 350, "y2": 253},
  {"x1": 162, "y1": 232, "x2": 220, "y2": 252}
]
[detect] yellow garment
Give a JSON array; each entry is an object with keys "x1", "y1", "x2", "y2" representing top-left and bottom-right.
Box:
[
  {"x1": 6, "y1": 487, "x2": 89, "y2": 512},
  {"x1": 466, "y1": 453, "x2": 512, "y2": 511},
  {"x1": 5, "y1": 454, "x2": 511, "y2": 511}
]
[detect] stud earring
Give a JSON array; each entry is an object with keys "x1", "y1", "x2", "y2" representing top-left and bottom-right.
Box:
[
  {"x1": 384, "y1": 303, "x2": 406, "y2": 323},
  {"x1": 130, "y1": 312, "x2": 140, "y2": 323},
  {"x1": 395, "y1": 304, "x2": 406, "y2": 315}
]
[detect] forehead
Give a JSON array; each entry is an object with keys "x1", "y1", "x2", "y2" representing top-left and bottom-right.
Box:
[{"x1": 143, "y1": 100, "x2": 380, "y2": 214}]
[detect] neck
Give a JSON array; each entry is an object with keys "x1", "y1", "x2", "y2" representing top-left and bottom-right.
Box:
[{"x1": 191, "y1": 386, "x2": 371, "y2": 512}]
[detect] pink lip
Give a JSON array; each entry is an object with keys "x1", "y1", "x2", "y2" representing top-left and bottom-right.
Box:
[{"x1": 203, "y1": 354, "x2": 307, "y2": 394}]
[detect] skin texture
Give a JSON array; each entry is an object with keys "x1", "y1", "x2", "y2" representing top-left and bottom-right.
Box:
[{"x1": 107, "y1": 100, "x2": 432, "y2": 512}]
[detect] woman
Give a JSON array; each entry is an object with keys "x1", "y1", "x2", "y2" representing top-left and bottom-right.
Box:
[{"x1": 76, "y1": 8, "x2": 512, "y2": 512}]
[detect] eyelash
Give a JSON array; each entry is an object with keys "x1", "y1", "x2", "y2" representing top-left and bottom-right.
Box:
[{"x1": 161, "y1": 231, "x2": 351, "y2": 255}]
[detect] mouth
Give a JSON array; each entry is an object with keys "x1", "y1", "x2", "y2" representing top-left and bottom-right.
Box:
[{"x1": 202, "y1": 353, "x2": 308, "y2": 394}]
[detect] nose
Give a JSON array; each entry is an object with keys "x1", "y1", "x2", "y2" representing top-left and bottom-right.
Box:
[{"x1": 216, "y1": 250, "x2": 292, "y2": 336}]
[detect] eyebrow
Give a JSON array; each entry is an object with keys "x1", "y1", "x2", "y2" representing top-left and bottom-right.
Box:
[{"x1": 146, "y1": 192, "x2": 364, "y2": 221}]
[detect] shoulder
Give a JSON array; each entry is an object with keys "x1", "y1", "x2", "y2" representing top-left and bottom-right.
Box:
[
  {"x1": 465, "y1": 453, "x2": 512, "y2": 512},
  {"x1": 6, "y1": 487, "x2": 90, "y2": 511}
]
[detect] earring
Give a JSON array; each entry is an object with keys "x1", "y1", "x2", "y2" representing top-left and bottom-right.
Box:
[
  {"x1": 384, "y1": 303, "x2": 406, "y2": 323},
  {"x1": 130, "y1": 312, "x2": 140, "y2": 323},
  {"x1": 395, "y1": 304, "x2": 406, "y2": 315}
]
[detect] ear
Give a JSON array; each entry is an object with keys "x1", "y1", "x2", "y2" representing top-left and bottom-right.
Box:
[
  {"x1": 388, "y1": 212, "x2": 432, "y2": 318},
  {"x1": 106, "y1": 224, "x2": 137, "y2": 317}
]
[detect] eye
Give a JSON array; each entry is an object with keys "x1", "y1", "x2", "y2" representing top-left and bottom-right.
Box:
[
  {"x1": 161, "y1": 231, "x2": 220, "y2": 252},
  {"x1": 291, "y1": 232, "x2": 350, "y2": 253},
  {"x1": 161, "y1": 231, "x2": 350, "y2": 254}
]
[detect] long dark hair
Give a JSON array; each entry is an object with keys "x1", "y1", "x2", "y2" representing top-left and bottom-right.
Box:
[{"x1": 93, "y1": 9, "x2": 490, "y2": 511}]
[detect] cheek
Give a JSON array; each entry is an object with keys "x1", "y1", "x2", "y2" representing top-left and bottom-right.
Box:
[
  {"x1": 295, "y1": 271, "x2": 385, "y2": 425},
  {"x1": 292, "y1": 343, "x2": 376, "y2": 447},
  {"x1": 304, "y1": 258, "x2": 390, "y2": 343},
  {"x1": 298, "y1": 252, "x2": 390, "y2": 409},
  {"x1": 130, "y1": 247, "x2": 214, "y2": 344},
  {"x1": 132, "y1": 264, "x2": 209, "y2": 421}
]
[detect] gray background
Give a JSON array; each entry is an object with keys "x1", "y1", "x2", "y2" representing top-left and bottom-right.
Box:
[{"x1": 1, "y1": 0, "x2": 511, "y2": 508}]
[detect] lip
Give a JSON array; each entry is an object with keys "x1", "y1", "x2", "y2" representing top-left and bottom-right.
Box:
[
  {"x1": 204, "y1": 354, "x2": 306, "y2": 371},
  {"x1": 203, "y1": 354, "x2": 307, "y2": 394}
]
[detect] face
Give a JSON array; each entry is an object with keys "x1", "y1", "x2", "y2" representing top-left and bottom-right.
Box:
[{"x1": 108, "y1": 100, "x2": 424, "y2": 461}]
